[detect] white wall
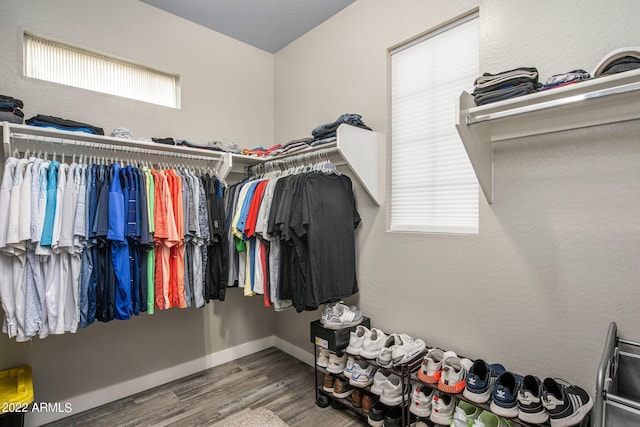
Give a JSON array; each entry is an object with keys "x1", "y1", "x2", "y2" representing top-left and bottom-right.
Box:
[
  {"x1": 0, "y1": 0, "x2": 276, "y2": 408},
  {"x1": 274, "y1": 0, "x2": 640, "y2": 395}
]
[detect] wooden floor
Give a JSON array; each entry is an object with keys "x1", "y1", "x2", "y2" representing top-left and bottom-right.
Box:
[{"x1": 46, "y1": 347, "x2": 368, "y2": 427}]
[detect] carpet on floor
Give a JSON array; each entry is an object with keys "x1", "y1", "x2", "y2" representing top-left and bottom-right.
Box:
[{"x1": 212, "y1": 407, "x2": 289, "y2": 427}]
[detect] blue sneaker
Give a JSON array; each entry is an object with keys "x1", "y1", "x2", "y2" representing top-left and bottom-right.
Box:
[
  {"x1": 489, "y1": 371, "x2": 522, "y2": 418},
  {"x1": 463, "y1": 359, "x2": 505, "y2": 404}
]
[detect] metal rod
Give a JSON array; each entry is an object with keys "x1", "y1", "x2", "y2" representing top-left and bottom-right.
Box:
[
  {"x1": 9, "y1": 132, "x2": 219, "y2": 163},
  {"x1": 606, "y1": 393, "x2": 640, "y2": 412},
  {"x1": 467, "y1": 81, "x2": 640, "y2": 125},
  {"x1": 618, "y1": 338, "x2": 640, "y2": 348}
]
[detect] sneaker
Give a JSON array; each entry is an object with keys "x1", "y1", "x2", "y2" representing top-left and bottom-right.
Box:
[
  {"x1": 390, "y1": 334, "x2": 427, "y2": 366},
  {"x1": 368, "y1": 401, "x2": 390, "y2": 427},
  {"x1": 321, "y1": 303, "x2": 363, "y2": 330},
  {"x1": 376, "y1": 334, "x2": 403, "y2": 367},
  {"x1": 350, "y1": 359, "x2": 378, "y2": 388},
  {"x1": 361, "y1": 328, "x2": 388, "y2": 359},
  {"x1": 379, "y1": 374, "x2": 410, "y2": 406},
  {"x1": 471, "y1": 410, "x2": 513, "y2": 427},
  {"x1": 438, "y1": 356, "x2": 468, "y2": 394},
  {"x1": 316, "y1": 348, "x2": 331, "y2": 368},
  {"x1": 333, "y1": 376, "x2": 355, "y2": 399},
  {"x1": 452, "y1": 400, "x2": 481, "y2": 427},
  {"x1": 418, "y1": 349, "x2": 457, "y2": 384},
  {"x1": 320, "y1": 301, "x2": 339, "y2": 324},
  {"x1": 316, "y1": 392, "x2": 331, "y2": 408},
  {"x1": 410, "y1": 383, "x2": 434, "y2": 417},
  {"x1": 346, "y1": 325, "x2": 370, "y2": 355},
  {"x1": 489, "y1": 371, "x2": 522, "y2": 418},
  {"x1": 326, "y1": 352, "x2": 348, "y2": 374},
  {"x1": 371, "y1": 370, "x2": 389, "y2": 395},
  {"x1": 541, "y1": 378, "x2": 593, "y2": 427},
  {"x1": 517, "y1": 375, "x2": 549, "y2": 424},
  {"x1": 323, "y1": 373, "x2": 336, "y2": 392},
  {"x1": 463, "y1": 359, "x2": 505, "y2": 404},
  {"x1": 429, "y1": 391, "x2": 455, "y2": 426},
  {"x1": 343, "y1": 356, "x2": 356, "y2": 378}
]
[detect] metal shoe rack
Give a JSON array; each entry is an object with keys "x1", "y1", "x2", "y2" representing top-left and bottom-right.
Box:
[
  {"x1": 594, "y1": 321, "x2": 640, "y2": 427},
  {"x1": 311, "y1": 320, "x2": 424, "y2": 426}
]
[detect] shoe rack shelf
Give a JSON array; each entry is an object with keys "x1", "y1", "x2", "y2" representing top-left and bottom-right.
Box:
[
  {"x1": 455, "y1": 68, "x2": 640, "y2": 203},
  {"x1": 314, "y1": 343, "x2": 425, "y2": 427}
]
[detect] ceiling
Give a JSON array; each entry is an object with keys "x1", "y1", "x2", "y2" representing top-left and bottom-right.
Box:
[{"x1": 140, "y1": 0, "x2": 355, "y2": 53}]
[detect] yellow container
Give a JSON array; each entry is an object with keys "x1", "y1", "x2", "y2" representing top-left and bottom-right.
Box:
[{"x1": 0, "y1": 366, "x2": 33, "y2": 414}]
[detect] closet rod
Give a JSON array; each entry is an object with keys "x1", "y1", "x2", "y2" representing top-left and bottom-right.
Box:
[
  {"x1": 246, "y1": 146, "x2": 342, "y2": 175},
  {"x1": 8, "y1": 132, "x2": 221, "y2": 163}
]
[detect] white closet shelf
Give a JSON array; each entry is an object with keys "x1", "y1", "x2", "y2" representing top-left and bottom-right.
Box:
[
  {"x1": 455, "y1": 68, "x2": 640, "y2": 204},
  {"x1": 223, "y1": 124, "x2": 384, "y2": 206},
  {"x1": 1, "y1": 122, "x2": 383, "y2": 205}
]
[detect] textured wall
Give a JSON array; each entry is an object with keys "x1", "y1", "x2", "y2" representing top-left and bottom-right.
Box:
[
  {"x1": 274, "y1": 0, "x2": 640, "y2": 395},
  {"x1": 0, "y1": 0, "x2": 276, "y2": 405}
]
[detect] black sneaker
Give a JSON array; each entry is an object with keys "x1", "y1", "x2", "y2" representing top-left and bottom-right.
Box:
[
  {"x1": 383, "y1": 406, "x2": 404, "y2": 427},
  {"x1": 518, "y1": 375, "x2": 548, "y2": 424},
  {"x1": 368, "y1": 401, "x2": 390, "y2": 427},
  {"x1": 316, "y1": 391, "x2": 331, "y2": 408},
  {"x1": 541, "y1": 378, "x2": 593, "y2": 427}
]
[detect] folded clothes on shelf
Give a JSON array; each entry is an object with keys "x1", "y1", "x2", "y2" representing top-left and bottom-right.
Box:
[
  {"x1": 311, "y1": 113, "x2": 372, "y2": 140},
  {"x1": 472, "y1": 67, "x2": 540, "y2": 106},
  {"x1": 0, "y1": 93, "x2": 25, "y2": 124},
  {"x1": 540, "y1": 69, "x2": 590, "y2": 91},
  {"x1": 26, "y1": 114, "x2": 104, "y2": 135}
]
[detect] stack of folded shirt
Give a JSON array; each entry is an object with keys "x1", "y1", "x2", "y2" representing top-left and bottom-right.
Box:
[
  {"x1": 26, "y1": 114, "x2": 104, "y2": 135},
  {"x1": 268, "y1": 137, "x2": 313, "y2": 156},
  {"x1": 310, "y1": 113, "x2": 372, "y2": 145},
  {"x1": 242, "y1": 144, "x2": 282, "y2": 157},
  {"x1": 540, "y1": 69, "x2": 590, "y2": 91},
  {"x1": 0, "y1": 94, "x2": 25, "y2": 124},
  {"x1": 472, "y1": 67, "x2": 540, "y2": 106}
]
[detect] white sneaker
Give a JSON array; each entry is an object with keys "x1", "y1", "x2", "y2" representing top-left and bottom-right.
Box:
[
  {"x1": 371, "y1": 370, "x2": 389, "y2": 395},
  {"x1": 379, "y1": 374, "x2": 409, "y2": 406},
  {"x1": 452, "y1": 400, "x2": 481, "y2": 427},
  {"x1": 438, "y1": 356, "x2": 468, "y2": 394},
  {"x1": 429, "y1": 391, "x2": 456, "y2": 426},
  {"x1": 410, "y1": 383, "x2": 434, "y2": 417},
  {"x1": 471, "y1": 410, "x2": 513, "y2": 427},
  {"x1": 417, "y1": 348, "x2": 457, "y2": 384},
  {"x1": 343, "y1": 356, "x2": 356, "y2": 378},
  {"x1": 390, "y1": 334, "x2": 427, "y2": 366},
  {"x1": 345, "y1": 325, "x2": 369, "y2": 355},
  {"x1": 348, "y1": 359, "x2": 377, "y2": 388},
  {"x1": 376, "y1": 333, "x2": 403, "y2": 367},
  {"x1": 326, "y1": 352, "x2": 347, "y2": 374},
  {"x1": 316, "y1": 348, "x2": 330, "y2": 368},
  {"x1": 360, "y1": 328, "x2": 387, "y2": 359},
  {"x1": 321, "y1": 303, "x2": 363, "y2": 330}
]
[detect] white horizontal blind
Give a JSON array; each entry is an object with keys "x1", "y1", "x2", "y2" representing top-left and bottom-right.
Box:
[
  {"x1": 24, "y1": 33, "x2": 179, "y2": 108},
  {"x1": 390, "y1": 14, "x2": 479, "y2": 234}
]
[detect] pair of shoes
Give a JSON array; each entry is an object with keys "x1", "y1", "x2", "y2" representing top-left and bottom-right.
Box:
[
  {"x1": 316, "y1": 391, "x2": 331, "y2": 408},
  {"x1": 409, "y1": 384, "x2": 434, "y2": 417},
  {"x1": 316, "y1": 347, "x2": 331, "y2": 368},
  {"x1": 323, "y1": 373, "x2": 336, "y2": 392},
  {"x1": 362, "y1": 392, "x2": 377, "y2": 414},
  {"x1": 470, "y1": 410, "x2": 513, "y2": 427},
  {"x1": 370, "y1": 371, "x2": 410, "y2": 406},
  {"x1": 437, "y1": 355, "x2": 473, "y2": 394},
  {"x1": 452, "y1": 400, "x2": 481, "y2": 427},
  {"x1": 429, "y1": 391, "x2": 456, "y2": 425},
  {"x1": 349, "y1": 359, "x2": 378, "y2": 387},
  {"x1": 346, "y1": 325, "x2": 389, "y2": 358},
  {"x1": 418, "y1": 348, "x2": 457, "y2": 383},
  {"x1": 540, "y1": 377, "x2": 593, "y2": 427},
  {"x1": 463, "y1": 359, "x2": 506, "y2": 403},
  {"x1": 376, "y1": 333, "x2": 427, "y2": 367},
  {"x1": 367, "y1": 402, "x2": 404, "y2": 427},
  {"x1": 320, "y1": 302, "x2": 363, "y2": 330}
]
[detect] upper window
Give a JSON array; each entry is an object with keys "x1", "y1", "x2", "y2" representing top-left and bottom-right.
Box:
[
  {"x1": 390, "y1": 13, "x2": 479, "y2": 234},
  {"x1": 24, "y1": 33, "x2": 180, "y2": 108}
]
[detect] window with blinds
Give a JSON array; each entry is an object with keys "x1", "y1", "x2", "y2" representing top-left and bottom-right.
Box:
[
  {"x1": 390, "y1": 13, "x2": 479, "y2": 234},
  {"x1": 24, "y1": 33, "x2": 180, "y2": 108}
]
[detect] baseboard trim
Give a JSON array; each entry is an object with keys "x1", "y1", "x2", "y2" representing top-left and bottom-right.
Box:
[
  {"x1": 273, "y1": 336, "x2": 314, "y2": 367},
  {"x1": 26, "y1": 335, "x2": 275, "y2": 427}
]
